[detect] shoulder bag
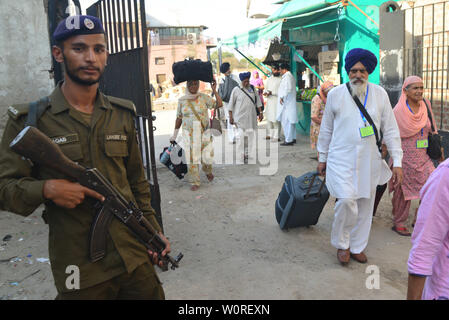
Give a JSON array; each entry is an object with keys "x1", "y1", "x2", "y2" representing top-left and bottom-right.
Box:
[
  {"x1": 239, "y1": 85, "x2": 260, "y2": 115},
  {"x1": 186, "y1": 100, "x2": 222, "y2": 135},
  {"x1": 423, "y1": 99, "x2": 442, "y2": 160},
  {"x1": 346, "y1": 83, "x2": 383, "y2": 155}
]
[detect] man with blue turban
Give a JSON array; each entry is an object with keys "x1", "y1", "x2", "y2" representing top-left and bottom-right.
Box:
[
  {"x1": 227, "y1": 71, "x2": 263, "y2": 162},
  {"x1": 317, "y1": 48, "x2": 403, "y2": 266}
]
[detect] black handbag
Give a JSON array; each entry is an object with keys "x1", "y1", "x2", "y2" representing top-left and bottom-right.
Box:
[{"x1": 423, "y1": 99, "x2": 442, "y2": 160}]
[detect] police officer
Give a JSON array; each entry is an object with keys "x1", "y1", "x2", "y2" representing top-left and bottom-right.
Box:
[{"x1": 0, "y1": 15, "x2": 170, "y2": 299}]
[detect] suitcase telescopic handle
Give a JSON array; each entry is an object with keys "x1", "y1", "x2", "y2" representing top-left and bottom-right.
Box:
[{"x1": 304, "y1": 172, "x2": 326, "y2": 199}]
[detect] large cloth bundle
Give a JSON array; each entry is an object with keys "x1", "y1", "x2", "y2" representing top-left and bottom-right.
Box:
[
  {"x1": 275, "y1": 172, "x2": 329, "y2": 230},
  {"x1": 172, "y1": 59, "x2": 213, "y2": 84},
  {"x1": 159, "y1": 143, "x2": 187, "y2": 179}
]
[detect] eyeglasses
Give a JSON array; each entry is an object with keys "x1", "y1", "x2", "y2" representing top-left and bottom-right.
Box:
[{"x1": 349, "y1": 68, "x2": 368, "y2": 74}]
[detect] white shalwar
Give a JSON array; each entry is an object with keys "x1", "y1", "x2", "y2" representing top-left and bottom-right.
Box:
[
  {"x1": 227, "y1": 85, "x2": 262, "y2": 160},
  {"x1": 265, "y1": 75, "x2": 282, "y2": 139},
  {"x1": 317, "y1": 83, "x2": 403, "y2": 253},
  {"x1": 277, "y1": 71, "x2": 298, "y2": 143}
]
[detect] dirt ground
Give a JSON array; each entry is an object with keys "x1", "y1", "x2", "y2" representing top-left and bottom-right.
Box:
[{"x1": 0, "y1": 114, "x2": 416, "y2": 300}]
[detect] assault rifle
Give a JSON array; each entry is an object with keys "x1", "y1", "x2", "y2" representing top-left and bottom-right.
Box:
[{"x1": 10, "y1": 126, "x2": 183, "y2": 271}]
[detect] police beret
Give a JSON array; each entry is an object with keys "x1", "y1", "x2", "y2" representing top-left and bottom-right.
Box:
[{"x1": 53, "y1": 15, "x2": 105, "y2": 42}]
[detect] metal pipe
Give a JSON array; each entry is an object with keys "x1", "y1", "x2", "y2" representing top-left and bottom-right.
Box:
[
  {"x1": 128, "y1": 0, "x2": 135, "y2": 49},
  {"x1": 134, "y1": 0, "x2": 141, "y2": 47},
  {"x1": 234, "y1": 48, "x2": 269, "y2": 77},
  {"x1": 282, "y1": 37, "x2": 324, "y2": 83}
]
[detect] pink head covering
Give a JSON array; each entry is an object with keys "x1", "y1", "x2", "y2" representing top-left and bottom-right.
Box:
[
  {"x1": 319, "y1": 81, "x2": 334, "y2": 104},
  {"x1": 393, "y1": 76, "x2": 436, "y2": 138}
]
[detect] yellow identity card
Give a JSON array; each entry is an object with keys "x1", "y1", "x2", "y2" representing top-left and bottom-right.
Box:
[
  {"x1": 360, "y1": 126, "x2": 374, "y2": 138},
  {"x1": 416, "y1": 139, "x2": 428, "y2": 149}
]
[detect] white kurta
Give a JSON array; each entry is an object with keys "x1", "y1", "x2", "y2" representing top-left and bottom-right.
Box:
[
  {"x1": 265, "y1": 75, "x2": 282, "y2": 122},
  {"x1": 227, "y1": 85, "x2": 262, "y2": 130},
  {"x1": 317, "y1": 83, "x2": 403, "y2": 200},
  {"x1": 276, "y1": 71, "x2": 297, "y2": 124}
]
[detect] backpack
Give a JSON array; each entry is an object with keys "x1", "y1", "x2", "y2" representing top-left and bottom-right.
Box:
[{"x1": 218, "y1": 75, "x2": 239, "y2": 103}]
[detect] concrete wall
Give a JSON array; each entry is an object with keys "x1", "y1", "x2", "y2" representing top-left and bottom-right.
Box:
[
  {"x1": 148, "y1": 43, "x2": 208, "y2": 86},
  {"x1": 0, "y1": 0, "x2": 54, "y2": 136}
]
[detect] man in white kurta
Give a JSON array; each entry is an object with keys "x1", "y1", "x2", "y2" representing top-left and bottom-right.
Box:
[
  {"x1": 277, "y1": 63, "x2": 298, "y2": 145},
  {"x1": 228, "y1": 72, "x2": 263, "y2": 162},
  {"x1": 218, "y1": 62, "x2": 241, "y2": 143},
  {"x1": 264, "y1": 65, "x2": 282, "y2": 141},
  {"x1": 317, "y1": 48, "x2": 403, "y2": 265}
]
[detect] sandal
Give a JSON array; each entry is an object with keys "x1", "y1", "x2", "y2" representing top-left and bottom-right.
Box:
[
  {"x1": 206, "y1": 173, "x2": 214, "y2": 182},
  {"x1": 392, "y1": 226, "x2": 411, "y2": 237},
  {"x1": 190, "y1": 185, "x2": 199, "y2": 191}
]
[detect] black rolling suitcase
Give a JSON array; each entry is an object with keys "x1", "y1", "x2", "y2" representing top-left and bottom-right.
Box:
[
  {"x1": 159, "y1": 142, "x2": 187, "y2": 179},
  {"x1": 275, "y1": 172, "x2": 330, "y2": 230}
]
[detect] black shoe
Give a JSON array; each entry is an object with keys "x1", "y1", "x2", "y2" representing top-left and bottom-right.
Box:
[
  {"x1": 280, "y1": 141, "x2": 294, "y2": 146},
  {"x1": 293, "y1": 139, "x2": 297, "y2": 144}
]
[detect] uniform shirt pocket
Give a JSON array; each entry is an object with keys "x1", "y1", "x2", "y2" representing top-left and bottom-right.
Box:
[
  {"x1": 51, "y1": 133, "x2": 83, "y2": 161},
  {"x1": 104, "y1": 133, "x2": 129, "y2": 157}
]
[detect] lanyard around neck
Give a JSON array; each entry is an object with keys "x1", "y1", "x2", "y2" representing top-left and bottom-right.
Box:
[{"x1": 359, "y1": 86, "x2": 369, "y2": 124}]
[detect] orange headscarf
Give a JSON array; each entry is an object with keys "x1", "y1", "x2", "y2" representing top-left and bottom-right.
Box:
[
  {"x1": 319, "y1": 81, "x2": 334, "y2": 104},
  {"x1": 393, "y1": 76, "x2": 436, "y2": 138}
]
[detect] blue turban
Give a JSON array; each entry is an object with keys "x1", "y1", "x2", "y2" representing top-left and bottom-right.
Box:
[
  {"x1": 220, "y1": 62, "x2": 230, "y2": 74},
  {"x1": 239, "y1": 72, "x2": 251, "y2": 81},
  {"x1": 53, "y1": 15, "x2": 105, "y2": 42},
  {"x1": 344, "y1": 48, "x2": 378, "y2": 74}
]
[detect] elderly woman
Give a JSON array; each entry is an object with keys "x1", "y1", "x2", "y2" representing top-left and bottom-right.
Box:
[
  {"x1": 389, "y1": 76, "x2": 444, "y2": 236},
  {"x1": 310, "y1": 81, "x2": 334, "y2": 150},
  {"x1": 170, "y1": 80, "x2": 223, "y2": 191}
]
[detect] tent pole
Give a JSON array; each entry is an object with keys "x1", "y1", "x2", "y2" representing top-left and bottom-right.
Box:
[
  {"x1": 282, "y1": 37, "x2": 324, "y2": 83},
  {"x1": 234, "y1": 48, "x2": 269, "y2": 77}
]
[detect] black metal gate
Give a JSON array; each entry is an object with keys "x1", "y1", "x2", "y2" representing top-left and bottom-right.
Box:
[
  {"x1": 402, "y1": 0, "x2": 449, "y2": 156},
  {"x1": 87, "y1": 0, "x2": 163, "y2": 230},
  {"x1": 403, "y1": 1, "x2": 449, "y2": 132}
]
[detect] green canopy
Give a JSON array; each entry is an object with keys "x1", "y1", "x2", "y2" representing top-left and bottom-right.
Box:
[
  {"x1": 218, "y1": 20, "x2": 283, "y2": 48},
  {"x1": 267, "y1": 0, "x2": 337, "y2": 22}
]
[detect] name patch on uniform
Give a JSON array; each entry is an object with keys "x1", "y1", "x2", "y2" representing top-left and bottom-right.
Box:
[
  {"x1": 51, "y1": 134, "x2": 79, "y2": 145},
  {"x1": 106, "y1": 134, "x2": 127, "y2": 141},
  {"x1": 8, "y1": 106, "x2": 19, "y2": 116}
]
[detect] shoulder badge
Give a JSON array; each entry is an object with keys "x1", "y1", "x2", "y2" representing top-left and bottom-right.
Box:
[
  {"x1": 107, "y1": 95, "x2": 137, "y2": 116},
  {"x1": 7, "y1": 104, "x2": 29, "y2": 120}
]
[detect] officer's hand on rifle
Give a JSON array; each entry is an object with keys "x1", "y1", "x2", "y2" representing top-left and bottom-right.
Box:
[
  {"x1": 43, "y1": 179, "x2": 105, "y2": 209},
  {"x1": 148, "y1": 232, "x2": 171, "y2": 267}
]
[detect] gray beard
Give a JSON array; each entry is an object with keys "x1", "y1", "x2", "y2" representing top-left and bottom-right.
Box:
[{"x1": 349, "y1": 79, "x2": 368, "y2": 101}]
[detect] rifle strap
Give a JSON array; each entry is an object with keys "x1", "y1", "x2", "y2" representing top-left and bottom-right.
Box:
[{"x1": 25, "y1": 96, "x2": 50, "y2": 128}]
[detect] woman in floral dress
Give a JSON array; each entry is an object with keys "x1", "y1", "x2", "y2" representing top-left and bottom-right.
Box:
[
  {"x1": 389, "y1": 76, "x2": 444, "y2": 236},
  {"x1": 310, "y1": 81, "x2": 334, "y2": 150},
  {"x1": 170, "y1": 80, "x2": 223, "y2": 191}
]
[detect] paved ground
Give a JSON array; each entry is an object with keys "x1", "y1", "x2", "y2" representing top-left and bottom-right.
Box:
[{"x1": 0, "y1": 110, "x2": 416, "y2": 300}]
